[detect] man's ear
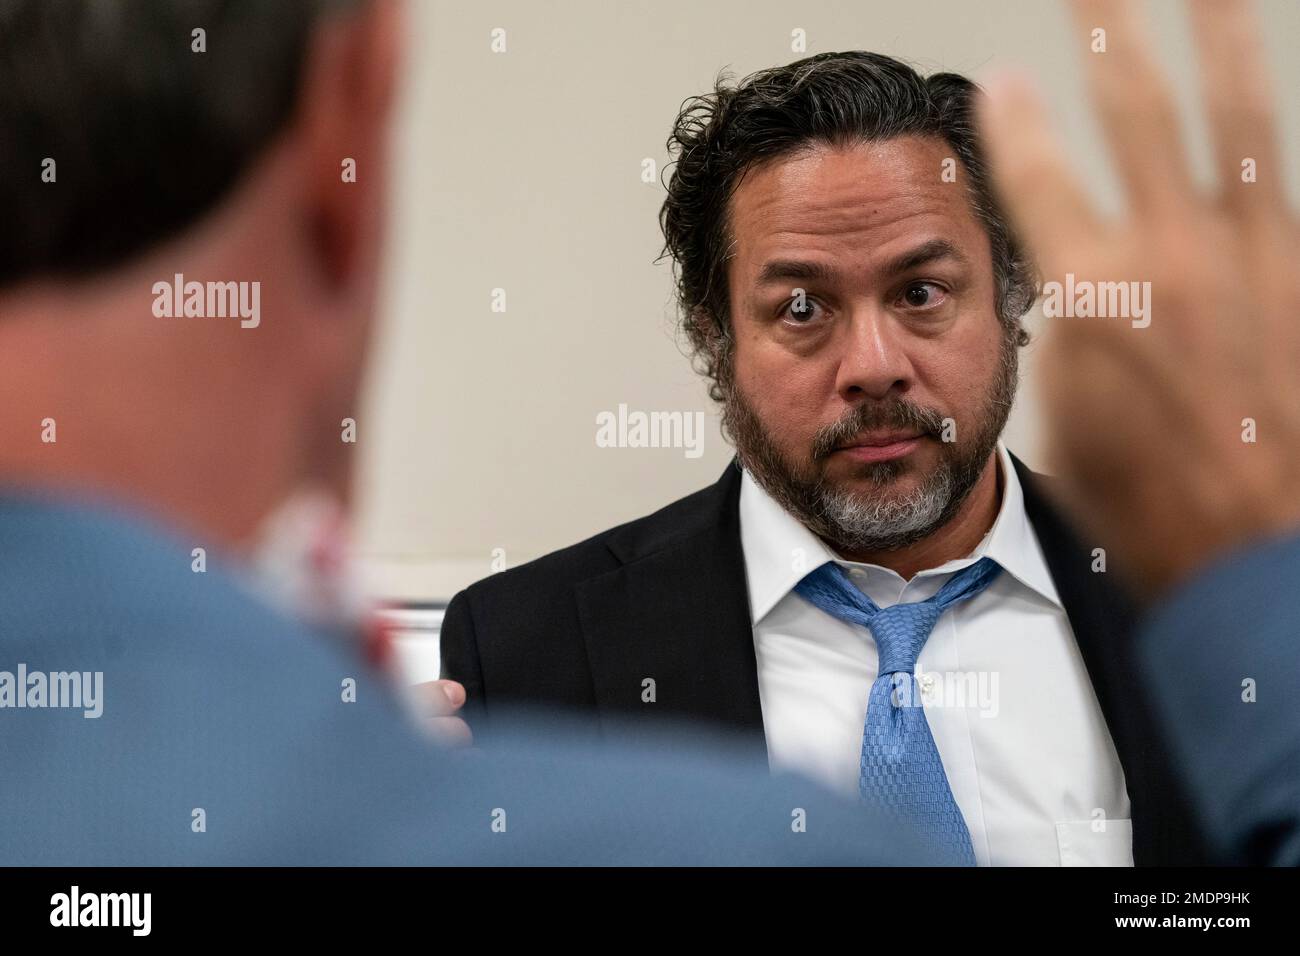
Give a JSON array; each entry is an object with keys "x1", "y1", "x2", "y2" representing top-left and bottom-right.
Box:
[
  {"x1": 295, "y1": 0, "x2": 403, "y2": 291},
  {"x1": 688, "y1": 305, "x2": 725, "y2": 352},
  {"x1": 688, "y1": 305, "x2": 734, "y2": 404}
]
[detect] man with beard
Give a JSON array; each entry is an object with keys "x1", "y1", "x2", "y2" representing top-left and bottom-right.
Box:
[
  {"x1": 440, "y1": 51, "x2": 1203, "y2": 866},
  {"x1": 0, "y1": 1, "x2": 944, "y2": 868}
]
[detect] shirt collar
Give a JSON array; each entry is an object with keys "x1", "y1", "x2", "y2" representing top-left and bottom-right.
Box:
[{"x1": 738, "y1": 441, "x2": 1063, "y2": 625}]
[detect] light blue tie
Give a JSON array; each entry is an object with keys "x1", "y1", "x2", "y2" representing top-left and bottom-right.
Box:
[{"x1": 794, "y1": 556, "x2": 1002, "y2": 865}]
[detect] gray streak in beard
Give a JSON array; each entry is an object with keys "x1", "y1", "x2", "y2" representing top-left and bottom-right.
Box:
[{"x1": 724, "y1": 333, "x2": 1019, "y2": 556}]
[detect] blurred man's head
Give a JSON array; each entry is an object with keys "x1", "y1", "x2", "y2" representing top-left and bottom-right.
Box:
[
  {"x1": 660, "y1": 52, "x2": 1037, "y2": 556},
  {"x1": 0, "y1": 0, "x2": 399, "y2": 547}
]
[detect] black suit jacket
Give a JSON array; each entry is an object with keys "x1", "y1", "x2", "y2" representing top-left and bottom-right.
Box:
[{"x1": 442, "y1": 456, "x2": 1207, "y2": 865}]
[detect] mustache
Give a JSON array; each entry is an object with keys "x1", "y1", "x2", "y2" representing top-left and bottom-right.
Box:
[{"x1": 810, "y1": 399, "x2": 947, "y2": 461}]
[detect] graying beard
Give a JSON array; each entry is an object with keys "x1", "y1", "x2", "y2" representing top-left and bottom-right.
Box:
[
  {"x1": 725, "y1": 333, "x2": 1018, "y2": 557},
  {"x1": 809, "y1": 464, "x2": 960, "y2": 553}
]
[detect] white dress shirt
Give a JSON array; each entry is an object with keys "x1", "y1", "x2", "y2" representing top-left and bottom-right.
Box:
[{"x1": 741, "y1": 442, "x2": 1133, "y2": 866}]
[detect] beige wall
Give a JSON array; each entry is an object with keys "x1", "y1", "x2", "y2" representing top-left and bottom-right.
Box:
[{"x1": 356, "y1": 0, "x2": 1300, "y2": 601}]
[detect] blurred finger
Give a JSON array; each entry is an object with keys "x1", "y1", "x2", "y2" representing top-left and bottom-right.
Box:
[
  {"x1": 1069, "y1": 0, "x2": 1195, "y2": 215},
  {"x1": 1187, "y1": 0, "x2": 1282, "y2": 221},
  {"x1": 978, "y1": 71, "x2": 1105, "y2": 276},
  {"x1": 424, "y1": 715, "x2": 473, "y2": 748},
  {"x1": 411, "y1": 679, "x2": 465, "y2": 718}
]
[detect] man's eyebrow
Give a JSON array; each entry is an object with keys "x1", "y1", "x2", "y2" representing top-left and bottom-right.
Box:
[
  {"x1": 756, "y1": 259, "x2": 834, "y2": 284},
  {"x1": 754, "y1": 240, "x2": 968, "y2": 287},
  {"x1": 879, "y1": 238, "x2": 969, "y2": 277}
]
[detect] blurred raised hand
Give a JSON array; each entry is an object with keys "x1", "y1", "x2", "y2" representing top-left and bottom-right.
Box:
[{"x1": 979, "y1": 0, "x2": 1300, "y2": 596}]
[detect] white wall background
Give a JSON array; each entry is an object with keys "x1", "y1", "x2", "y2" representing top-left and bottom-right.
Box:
[{"x1": 356, "y1": 0, "x2": 1300, "y2": 603}]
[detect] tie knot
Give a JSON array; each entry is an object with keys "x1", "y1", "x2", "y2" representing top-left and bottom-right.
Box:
[
  {"x1": 793, "y1": 557, "x2": 1003, "y2": 676},
  {"x1": 871, "y1": 601, "x2": 942, "y2": 674}
]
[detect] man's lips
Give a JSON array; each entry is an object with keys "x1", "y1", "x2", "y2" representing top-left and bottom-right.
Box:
[{"x1": 833, "y1": 432, "x2": 924, "y2": 464}]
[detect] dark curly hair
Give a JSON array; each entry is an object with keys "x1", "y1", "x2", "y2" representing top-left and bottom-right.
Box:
[{"x1": 659, "y1": 51, "x2": 1037, "y2": 405}]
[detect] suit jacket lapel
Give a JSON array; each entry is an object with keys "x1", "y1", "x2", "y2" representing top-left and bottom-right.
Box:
[
  {"x1": 570, "y1": 451, "x2": 1207, "y2": 861},
  {"x1": 1012, "y1": 453, "x2": 1208, "y2": 864},
  {"x1": 573, "y1": 462, "x2": 766, "y2": 755},
  {"x1": 1011, "y1": 454, "x2": 1138, "y2": 735}
]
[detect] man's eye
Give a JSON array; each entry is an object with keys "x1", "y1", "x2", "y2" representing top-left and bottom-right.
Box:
[
  {"x1": 900, "y1": 282, "x2": 946, "y2": 310},
  {"x1": 783, "y1": 297, "x2": 821, "y2": 322}
]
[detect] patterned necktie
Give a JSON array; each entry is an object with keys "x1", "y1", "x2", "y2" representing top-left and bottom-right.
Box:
[{"x1": 794, "y1": 556, "x2": 1003, "y2": 865}]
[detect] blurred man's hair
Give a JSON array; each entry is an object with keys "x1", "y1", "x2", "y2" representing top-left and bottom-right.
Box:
[
  {"x1": 658, "y1": 51, "x2": 1037, "y2": 404},
  {"x1": 0, "y1": 0, "x2": 358, "y2": 287}
]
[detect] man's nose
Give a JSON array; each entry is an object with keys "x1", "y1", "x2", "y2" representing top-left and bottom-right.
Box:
[{"x1": 832, "y1": 307, "x2": 914, "y2": 402}]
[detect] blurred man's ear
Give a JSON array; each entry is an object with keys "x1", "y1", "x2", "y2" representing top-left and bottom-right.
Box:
[{"x1": 295, "y1": 0, "x2": 403, "y2": 293}]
